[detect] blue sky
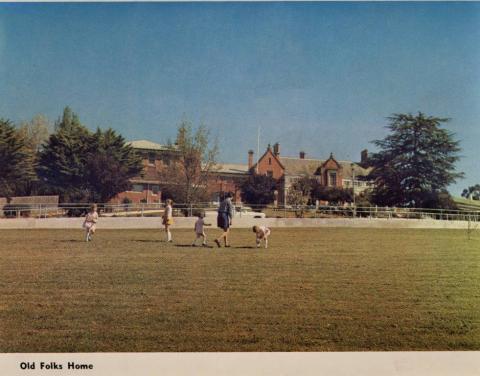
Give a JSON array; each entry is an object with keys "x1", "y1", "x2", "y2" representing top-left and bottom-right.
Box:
[{"x1": 0, "y1": 2, "x2": 479, "y2": 195}]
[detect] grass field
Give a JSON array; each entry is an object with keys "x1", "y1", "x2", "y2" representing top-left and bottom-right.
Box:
[{"x1": 1, "y1": 227, "x2": 479, "y2": 352}]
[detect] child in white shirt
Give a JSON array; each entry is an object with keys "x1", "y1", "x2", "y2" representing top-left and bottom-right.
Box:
[
  {"x1": 192, "y1": 212, "x2": 211, "y2": 247},
  {"x1": 252, "y1": 225, "x2": 271, "y2": 249},
  {"x1": 83, "y1": 204, "x2": 98, "y2": 242}
]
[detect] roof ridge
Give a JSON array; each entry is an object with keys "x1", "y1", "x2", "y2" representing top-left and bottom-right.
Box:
[{"x1": 280, "y1": 156, "x2": 324, "y2": 161}]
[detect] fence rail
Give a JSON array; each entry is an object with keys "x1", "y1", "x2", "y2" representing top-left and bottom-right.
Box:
[{"x1": 1, "y1": 202, "x2": 480, "y2": 223}]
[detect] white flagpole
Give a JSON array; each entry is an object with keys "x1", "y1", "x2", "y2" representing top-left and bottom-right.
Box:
[{"x1": 256, "y1": 126, "x2": 260, "y2": 173}]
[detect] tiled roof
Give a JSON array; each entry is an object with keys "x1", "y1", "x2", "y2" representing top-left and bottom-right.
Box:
[
  {"x1": 127, "y1": 140, "x2": 172, "y2": 151},
  {"x1": 279, "y1": 156, "x2": 371, "y2": 177}
]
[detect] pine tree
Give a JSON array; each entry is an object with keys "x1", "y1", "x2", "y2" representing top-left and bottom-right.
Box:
[
  {"x1": 85, "y1": 128, "x2": 143, "y2": 202},
  {"x1": 38, "y1": 107, "x2": 144, "y2": 203},
  {"x1": 0, "y1": 119, "x2": 35, "y2": 199},
  {"x1": 37, "y1": 107, "x2": 91, "y2": 202},
  {"x1": 369, "y1": 113, "x2": 463, "y2": 207}
]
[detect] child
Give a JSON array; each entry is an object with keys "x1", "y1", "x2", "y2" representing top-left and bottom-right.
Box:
[
  {"x1": 252, "y1": 225, "x2": 271, "y2": 249},
  {"x1": 83, "y1": 204, "x2": 98, "y2": 242},
  {"x1": 162, "y1": 199, "x2": 174, "y2": 242},
  {"x1": 192, "y1": 212, "x2": 211, "y2": 247}
]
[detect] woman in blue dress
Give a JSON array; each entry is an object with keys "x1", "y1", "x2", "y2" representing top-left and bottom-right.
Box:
[{"x1": 214, "y1": 192, "x2": 234, "y2": 247}]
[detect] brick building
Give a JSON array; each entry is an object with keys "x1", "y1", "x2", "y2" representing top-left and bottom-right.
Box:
[
  {"x1": 110, "y1": 140, "x2": 179, "y2": 204},
  {"x1": 111, "y1": 140, "x2": 249, "y2": 204},
  {"x1": 250, "y1": 143, "x2": 373, "y2": 205},
  {"x1": 207, "y1": 164, "x2": 249, "y2": 203},
  {"x1": 111, "y1": 139, "x2": 372, "y2": 206}
]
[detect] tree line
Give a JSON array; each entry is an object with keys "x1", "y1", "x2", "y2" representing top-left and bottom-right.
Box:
[
  {"x1": 0, "y1": 107, "x2": 143, "y2": 203},
  {"x1": 0, "y1": 109, "x2": 469, "y2": 209}
]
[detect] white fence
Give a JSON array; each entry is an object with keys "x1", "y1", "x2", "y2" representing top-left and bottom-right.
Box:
[{"x1": 1, "y1": 202, "x2": 480, "y2": 223}]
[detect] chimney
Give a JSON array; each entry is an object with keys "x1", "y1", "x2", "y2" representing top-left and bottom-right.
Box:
[
  {"x1": 299, "y1": 151, "x2": 306, "y2": 159},
  {"x1": 273, "y1": 143, "x2": 280, "y2": 156},
  {"x1": 248, "y1": 150, "x2": 254, "y2": 169},
  {"x1": 361, "y1": 149, "x2": 368, "y2": 165}
]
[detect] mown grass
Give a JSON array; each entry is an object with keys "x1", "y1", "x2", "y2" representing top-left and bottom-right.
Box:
[{"x1": 1, "y1": 227, "x2": 479, "y2": 352}]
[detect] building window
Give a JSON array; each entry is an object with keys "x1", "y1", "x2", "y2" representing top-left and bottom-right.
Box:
[
  {"x1": 269, "y1": 157, "x2": 272, "y2": 165},
  {"x1": 132, "y1": 184, "x2": 144, "y2": 192},
  {"x1": 267, "y1": 171, "x2": 273, "y2": 178},
  {"x1": 148, "y1": 152, "x2": 155, "y2": 165},
  {"x1": 151, "y1": 185, "x2": 160, "y2": 194},
  {"x1": 328, "y1": 172, "x2": 337, "y2": 186},
  {"x1": 162, "y1": 156, "x2": 170, "y2": 166}
]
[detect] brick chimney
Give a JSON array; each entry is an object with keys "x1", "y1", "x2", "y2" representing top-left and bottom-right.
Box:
[
  {"x1": 299, "y1": 151, "x2": 306, "y2": 159},
  {"x1": 361, "y1": 149, "x2": 368, "y2": 165},
  {"x1": 273, "y1": 143, "x2": 280, "y2": 157},
  {"x1": 248, "y1": 150, "x2": 254, "y2": 169}
]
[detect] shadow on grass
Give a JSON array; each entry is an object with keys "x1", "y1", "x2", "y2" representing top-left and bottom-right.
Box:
[
  {"x1": 205, "y1": 245, "x2": 256, "y2": 249},
  {"x1": 175, "y1": 244, "x2": 214, "y2": 249},
  {"x1": 132, "y1": 240, "x2": 162, "y2": 243},
  {"x1": 55, "y1": 239, "x2": 87, "y2": 243}
]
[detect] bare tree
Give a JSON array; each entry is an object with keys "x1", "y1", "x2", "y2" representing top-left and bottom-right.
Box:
[
  {"x1": 18, "y1": 114, "x2": 52, "y2": 155},
  {"x1": 161, "y1": 119, "x2": 218, "y2": 204}
]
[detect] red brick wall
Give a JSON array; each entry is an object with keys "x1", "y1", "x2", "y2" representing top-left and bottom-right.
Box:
[
  {"x1": 110, "y1": 150, "x2": 171, "y2": 204},
  {"x1": 256, "y1": 149, "x2": 284, "y2": 180},
  {"x1": 207, "y1": 175, "x2": 245, "y2": 203}
]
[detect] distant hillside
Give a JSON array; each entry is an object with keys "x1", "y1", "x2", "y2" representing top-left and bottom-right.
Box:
[{"x1": 453, "y1": 196, "x2": 480, "y2": 211}]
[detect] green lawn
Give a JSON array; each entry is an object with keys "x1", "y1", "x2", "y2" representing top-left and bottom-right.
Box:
[{"x1": 1, "y1": 227, "x2": 479, "y2": 352}]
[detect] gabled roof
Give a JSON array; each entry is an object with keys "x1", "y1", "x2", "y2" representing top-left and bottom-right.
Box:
[
  {"x1": 279, "y1": 156, "x2": 372, "y2": 177},
  {"x1": 127, "y1": 140, "x2": 173, "y2": 151},
  {"x1": 251, "y1": 147, "x2": 285, "y2": 171},
  {"x1": 279, "y1": 157, "x2": 323, "y2": 176}
]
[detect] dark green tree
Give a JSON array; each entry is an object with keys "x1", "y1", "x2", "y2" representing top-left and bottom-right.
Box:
[
  {"x1": 85, "y1": 128, "x2": 143, "y2": 202},
  {"x1": 37, "y1": 107, "x2": 91, "y2": 202},
  {"x1": 422, "y1": 190, "x2": 458, "y2": 210},
  {"x1": 462, "y1": 185, "x2": 480, "y2": 200},
  {"x1": 369, "y1": 113, "x2": 463, "y2": 208},
  {"x1": 0, "y1": 119, "x2": 36, "y2": 198},
  {"x1": 241, "y1": 174, "x2": 278, "y2": 206},
  {"x1": 38, "y1": 107, "x2": 143, "y2": 203}
]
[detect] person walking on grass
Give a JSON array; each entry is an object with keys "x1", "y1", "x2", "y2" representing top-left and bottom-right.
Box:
[
  {"x1": 83, "y1": 204, "x2": 98, "y2": 242},
  {"x1": 192, "y1": 212, "x2": 211, "y2": 247},
  {"x1": 162, "y1": 199, "x2": 174, "y2": 242},
  {"x1": 214, "y1": 192, "x2": 234, "y2": 248}
]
